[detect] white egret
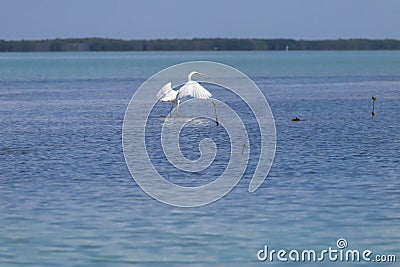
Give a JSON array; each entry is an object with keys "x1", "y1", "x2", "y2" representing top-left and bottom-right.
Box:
[{"x1": 156, "y1": 71, "x2": 212, "y2": 117}]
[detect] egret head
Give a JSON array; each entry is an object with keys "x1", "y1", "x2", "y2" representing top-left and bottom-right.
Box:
[{"x1": 188, "y1": 71, "x2": 206, "y2": 81}]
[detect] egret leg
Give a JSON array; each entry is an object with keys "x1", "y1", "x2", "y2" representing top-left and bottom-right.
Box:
[
  {"x1": 168, "y1": 101, "x2": 175, "y2": 118},
  {"x1": 175, "y1": 99, "x2": 180, "y2": 117}
]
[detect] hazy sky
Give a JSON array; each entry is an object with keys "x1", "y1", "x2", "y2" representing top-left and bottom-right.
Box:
[{"x1": 1, "y1": 0, "x2": 399, "y2": 40}]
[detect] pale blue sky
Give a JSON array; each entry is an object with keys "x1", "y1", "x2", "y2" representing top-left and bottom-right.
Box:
[{"x1": 1, "y1": 0, "x2": 399, "y2": 40}]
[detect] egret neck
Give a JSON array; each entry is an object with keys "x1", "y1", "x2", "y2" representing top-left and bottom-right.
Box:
[{"x1": 187, "y1": 71, "x2": 206, "y2": 81}]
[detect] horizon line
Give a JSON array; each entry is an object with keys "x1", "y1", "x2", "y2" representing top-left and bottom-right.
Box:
[{"x1": 2, "y1": 37, "x2": 400, "y2": 42}]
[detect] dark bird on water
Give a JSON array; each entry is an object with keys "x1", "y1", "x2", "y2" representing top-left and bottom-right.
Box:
[{"x1": 291, "y1": 117, "x2": 302, "y2": 122}]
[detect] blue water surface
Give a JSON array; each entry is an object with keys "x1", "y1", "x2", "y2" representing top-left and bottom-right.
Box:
[{"x1": 0, "y1": 51, "x2": 399, "y2": 266}]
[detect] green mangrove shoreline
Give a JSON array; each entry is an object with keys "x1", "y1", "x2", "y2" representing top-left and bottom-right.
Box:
[{"x1": 1, "y1": 38, "x2": 400, "y2": 52}]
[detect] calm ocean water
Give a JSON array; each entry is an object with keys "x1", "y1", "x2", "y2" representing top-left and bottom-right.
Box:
[{"x1": 0, "y1": 51, "x2": 399, "y2": 266}]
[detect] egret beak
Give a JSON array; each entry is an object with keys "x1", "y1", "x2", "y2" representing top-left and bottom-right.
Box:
[{"x1": 195, "y1": 72, "x2": 206, "y2": 77}]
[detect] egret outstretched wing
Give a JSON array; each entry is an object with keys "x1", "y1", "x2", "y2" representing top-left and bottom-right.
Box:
[
  {"x1": 160, "y1": 90, "x2": 178, "y2": 102},
  {"x1": 156, "y1": 82, "x2": 174, "y2": 99},
  {"x1": 178, "y1": 81, "x2": 212, "y2": 100}
]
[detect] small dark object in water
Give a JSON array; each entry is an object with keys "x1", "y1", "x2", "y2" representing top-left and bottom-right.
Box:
[{"x1": 291, "y1": 117, "x2": 302, "y2": 121}]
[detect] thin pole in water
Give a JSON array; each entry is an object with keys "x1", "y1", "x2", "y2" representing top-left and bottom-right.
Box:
[
  {"x1": 212, "y1": 101, "x2": 219, "y2": 126},
  {"x1": 242, "y1": 142, "x2": 247, "y2": 155},
  {"x1": 372, "y1": 96, "x2": 376, "y2": 116}
]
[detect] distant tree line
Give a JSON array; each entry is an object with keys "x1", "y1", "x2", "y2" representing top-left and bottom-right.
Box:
[{"x1": 0, "y1": 38, "x2": 399, "y2": 52}]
